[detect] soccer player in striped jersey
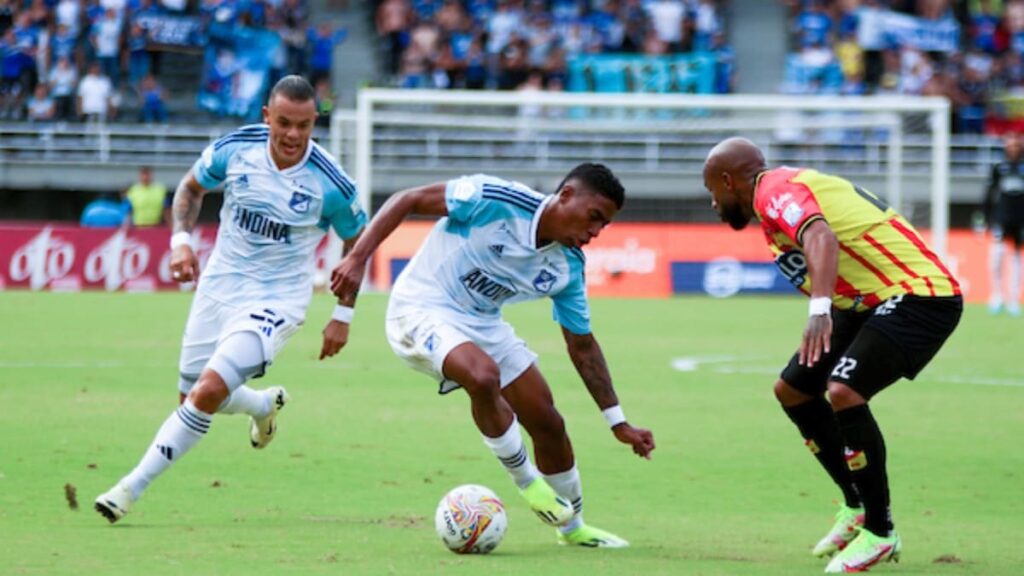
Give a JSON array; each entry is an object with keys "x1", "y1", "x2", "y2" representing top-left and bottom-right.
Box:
[
  {"x1": 329, "y1": 164, "x2": 655, "y2": 548},
  {"x1": 703, "y1": 138, "x2": 962, "y2": 573},
  {"x1": 94, "y1": 76, "x2": 367, "y2": 523}
]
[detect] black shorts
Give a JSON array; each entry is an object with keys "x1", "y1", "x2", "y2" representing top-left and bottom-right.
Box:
[{"x1": 781, "y1": 295, "x2": 963, "y2": 399}]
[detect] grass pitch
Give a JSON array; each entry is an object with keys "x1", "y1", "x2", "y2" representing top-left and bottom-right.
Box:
[{"x1": 1, "y1": 292, "x2": 1021, "y2": 575}]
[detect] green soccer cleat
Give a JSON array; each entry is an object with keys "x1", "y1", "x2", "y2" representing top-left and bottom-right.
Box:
[
  {"x1": 519, "y1": 478, "x2": 574, "y2": 527},
  {"x1": 824, "y1": 529, "x2": 901, "y2": 573},
  {"x1": 812, "y1": 505, "x2": 865, "y2": 557},
  {"x1": 557, "y1": 523, "x2": 630, "y2": 548}
]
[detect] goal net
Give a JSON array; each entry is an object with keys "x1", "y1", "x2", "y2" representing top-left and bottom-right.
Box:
[{"x1": 333, "y1": 89, "x2": 950, "y2": 257}]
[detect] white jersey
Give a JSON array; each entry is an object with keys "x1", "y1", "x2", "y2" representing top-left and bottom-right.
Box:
[
  {"x1": 192, "y1": 124, "x2": 366, "y2": 317},
  {"x1": 389, "y1": 174, "x2": 591, "y2": 334}
]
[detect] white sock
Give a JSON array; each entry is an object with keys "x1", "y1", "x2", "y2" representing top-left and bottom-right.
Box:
[
  {"x1": 216, "y1": 385, "x2": 271, "y2": 417},
  {"x1": 481, "y1": 418, "x2": 540, "y2": 490},
  {"x1": 990, "y1": 241, "x2": 1006, "y2": 305},
  {"x1": 121, "y1": 399, "x2": 212, "y2": 500},
  {"x1": 1011, "y1": 253, "x2": 1022, "y2": 307},
  {"x1": 544, "y1": 465, "x2": 584, "y2": 533}
]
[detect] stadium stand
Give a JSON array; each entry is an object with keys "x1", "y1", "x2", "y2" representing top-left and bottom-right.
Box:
[{"x1": 779, "y1": 0, "x2": 1024, "y2": 135}]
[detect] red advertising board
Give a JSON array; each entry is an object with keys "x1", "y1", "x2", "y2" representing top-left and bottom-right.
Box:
[
  {"x1": 0, "y1": 224, "x2": 331, "y2": 292},
  {"x1": 0, "y1": 221, "x2": 1006, "y2": 303}
]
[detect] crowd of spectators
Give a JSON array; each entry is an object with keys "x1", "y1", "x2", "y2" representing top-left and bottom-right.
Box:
[
  {"x1": 0, "y1": 0, "x2": 342, "y2": 123},
  {"x1": 374, "y1": 0, "x2": 734, "y2": 94},
  {"x1": 782, "y1": 0, "x2": 1024, "y2": 134}
]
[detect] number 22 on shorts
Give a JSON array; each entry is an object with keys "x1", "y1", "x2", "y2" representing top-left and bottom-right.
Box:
[{"x1": 831, "y1": 356, "x2": 858, "y2": 379}]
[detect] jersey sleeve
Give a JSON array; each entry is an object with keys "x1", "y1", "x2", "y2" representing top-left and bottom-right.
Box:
[
  {"x1": 321, "y1": 187, "x2": 367, "y2": 240},
  {"x1": 445, "y1": 174, "x2": 489, "y2": 224},
  {"x1": 192, "y1": 140, "x2": 236, "y2": 189},
  {"x1": 756, "y1": 179, "x2": 825, "y2": 245},
  {"x1": 551, "y1": 253, "x2": 591, "y2": 335}
]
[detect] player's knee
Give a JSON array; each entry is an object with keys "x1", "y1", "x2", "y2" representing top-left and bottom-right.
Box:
[
  {"x1": 462, "y1": 365, "x2": 502, "y2": 398},
  {"x1": 827, "y1": 381, "x2": 865, "y2": 409},
  {"x1": 774, "y1": 379, "x2": 812, "y2": 407},
  {"x1": 531, "y1": 408, "x2": 567, "y2": 443},
  {"x1": 188, "y1": 374, "x2": 230, "y2": 413}
]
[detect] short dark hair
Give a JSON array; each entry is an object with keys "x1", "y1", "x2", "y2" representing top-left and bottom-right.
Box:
[
  {"x1": 556, "y1": 162, "x2": 625, "y2": 209},
  {"x1": 269, "y1": 75, "x2": 315, "y2": 104}
]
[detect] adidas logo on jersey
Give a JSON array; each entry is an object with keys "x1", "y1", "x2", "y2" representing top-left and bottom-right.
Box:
[{"x1": 489, "y1": 244, "x2": 505, "y2": 257}]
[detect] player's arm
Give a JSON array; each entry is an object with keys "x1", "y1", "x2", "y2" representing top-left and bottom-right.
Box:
[
  {"x1": 319, "y1": 230, "x2": 364, "y2": 360},
  {"x1": 797, "y1": 218, "x2": 838, "y2": 368},
  {"x1": 561, "y1": 327, "x2": 655, "y2": 459},
  {"x1": 168, "y1": 170, "x2": 208, "y2": 283},
  {"x1": 329, "y1": 182, "x2": 448, "y2": 302}
]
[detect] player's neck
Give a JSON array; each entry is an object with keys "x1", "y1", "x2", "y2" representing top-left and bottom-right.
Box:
[{"x1": 535, "y1": 202, "x2": 557, "y2": 248}]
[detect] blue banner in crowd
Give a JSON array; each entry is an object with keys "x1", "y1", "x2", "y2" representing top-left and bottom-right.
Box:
[
  {"x1": 671, "y1": 259, "x2": 798, "y2": 298},
  {"x1": 881, "y1": 12, "x2": 960, "y2": 53},
  {"x1": 198, "y1": 23, "x2": 281, "y2": 121},
  {"x1": 134, "y1": 14, "x2": 206, "y2": 47},
  {"x1": 567, "y1": 54, "x2": 715, "y2": 94}
]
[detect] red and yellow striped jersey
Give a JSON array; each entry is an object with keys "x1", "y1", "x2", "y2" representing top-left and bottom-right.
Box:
[{"x1": 753, "y1": 167, "x2": 960, "y2": 311}]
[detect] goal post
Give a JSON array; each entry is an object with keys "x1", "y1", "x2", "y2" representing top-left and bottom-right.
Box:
[{"x1": 337, "y1": 89, "x2": 951, "y2": 257}]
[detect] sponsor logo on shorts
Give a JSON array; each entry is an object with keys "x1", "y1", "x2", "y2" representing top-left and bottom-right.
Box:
[
  {"x1": 424, "y1": 332, "x2": 439, "y2": 352},
  {"x1": 805, "y1": 439, "x2": 821, "y2": 454}
]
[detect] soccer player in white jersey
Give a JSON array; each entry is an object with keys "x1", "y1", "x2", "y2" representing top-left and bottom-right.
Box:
[
  {"x1": 330, "y1": 164, "x2": 655, "y2": 547},
  {"x1": 94, "y1": 76, "x2": 367, "y2": 523}
]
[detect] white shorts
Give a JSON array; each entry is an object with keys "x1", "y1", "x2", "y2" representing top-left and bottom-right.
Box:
[
  {"x1": 178, "y1": 292, "x2": 301, "y2": 393},
  {"x1": 385, "y1": 309, "x2": 538, "y2": 394}
]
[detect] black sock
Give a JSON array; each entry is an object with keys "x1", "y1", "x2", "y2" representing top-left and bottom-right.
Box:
[
  {"x1": 835, "y1": 404, "x2": 893, "y2": 536},
  {"x1": 783, "y1": 397, "x2": 861, "y2": 509}
]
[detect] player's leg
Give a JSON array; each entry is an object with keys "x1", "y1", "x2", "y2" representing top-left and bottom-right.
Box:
[
  {"x1": 776, "y1": 309, "x2": 866, "y2": 557},
  {"x1": 383, "y1": 312, "x2": 572, "y2": 528},
  {"x1": 989, "y1": 225, "x2": 1006, "y2": 314},
  {"x1": 1007, "y1": 225, "x2": 1023, "y2": 316},
  {"x1": 502, "y1": 365, "x2": 628, "y2": 548},
  {"x1": 825, "y1": 295, "x2": 962, "y2": 572},
  {"x1": 443, "y1": 343, "x2": 515, "y2": 438},
  {"x1": 440, "y1": 343, "x2": 575, "y2": 528},
  {"x1": 95, "y1": 330, "x2": 268, "y2": 523}
]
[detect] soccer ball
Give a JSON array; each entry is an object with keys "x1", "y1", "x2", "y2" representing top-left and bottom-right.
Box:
[{"x1": 434, "y1": 484, "x2": 508, "y2": 554}]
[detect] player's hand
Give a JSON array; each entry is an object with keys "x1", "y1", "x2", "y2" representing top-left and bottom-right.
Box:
[
  {"x1": 169, "y1": 245, "x2": 199, "y2": 283},
  {"x1": 799, "y1": 314, "x2": 833, "y2": 367},
  {"x1": 330, "y1": 256, "x2": 366, "y2": 302},
  {"x1": 612, "y1": 423, "x2": 655, "y2": 460},
  {"x1": 319, "y1": 319, "x2": 350, "y2": 360}
]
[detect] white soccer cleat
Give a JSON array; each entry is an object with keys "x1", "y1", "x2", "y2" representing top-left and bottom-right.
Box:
[
  {"x1": 824, "y1": 529, "x2": 901, "y2": 573},
  {"x1": 249, "y1": 386, "x2": 289, "y2": 449},
  {"x1": 813, "y1": 505, "x2": 865, "y2": 557},
  {"x1": 94, "y1": 482, "x2": 134, "y2": 524}
]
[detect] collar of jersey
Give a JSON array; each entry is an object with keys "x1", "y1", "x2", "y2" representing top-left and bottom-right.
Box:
[
  {"x1": 264, "y1": 137, "x2": 314, "y2": 175},
  {"x1": 529, "y1": 194, "x2": 557, "y2": 251}
]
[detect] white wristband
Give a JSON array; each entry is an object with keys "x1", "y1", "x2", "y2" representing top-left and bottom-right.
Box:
[
  {"x1": 170, "y1": 231, "x2": 193, "y2": 250},
  {"x1": 808, "y1": 297, "x2": 832, "y2": 317},
  {"x1": 331, "y1": 304, "x2": 355, "y2": 324},
  {"x1": 602, "y1": 405, "x2": 626, "y2": 428}
]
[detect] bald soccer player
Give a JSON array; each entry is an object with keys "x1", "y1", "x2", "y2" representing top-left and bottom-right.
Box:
[{"x1": 703, "y1": 138, "x2": 962, "y2": 573}]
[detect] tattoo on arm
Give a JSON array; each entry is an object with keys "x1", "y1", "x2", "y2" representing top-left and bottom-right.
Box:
[
  {"x1": 172, "y1": 175, "x2": 205, "y2": 234},
  {"x1": 567, "y1": 333, "x2": 619, "y2": 410}
]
